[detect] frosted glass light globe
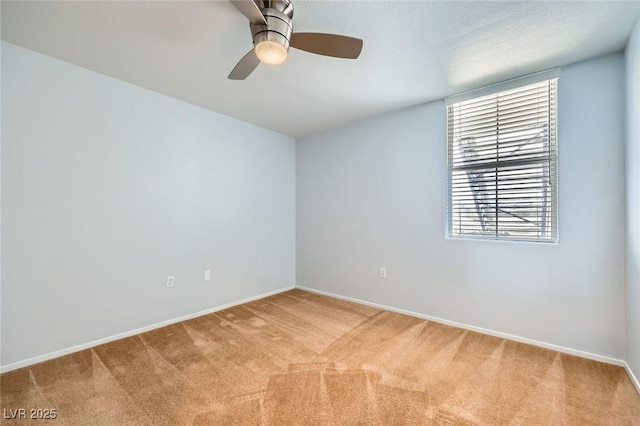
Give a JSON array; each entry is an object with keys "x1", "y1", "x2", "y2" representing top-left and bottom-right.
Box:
[{"x1": 255, "y1": 41, "x2": 288, "y2": 65}]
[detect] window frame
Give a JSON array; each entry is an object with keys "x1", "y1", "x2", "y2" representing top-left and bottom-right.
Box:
[{"x1": 445, "y1": 71, "x2": 559, "y2": 243}]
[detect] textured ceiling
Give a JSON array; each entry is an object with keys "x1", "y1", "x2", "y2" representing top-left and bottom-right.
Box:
[{"x1": 2, "y1": 1, "x2": 640, "y2": 138}]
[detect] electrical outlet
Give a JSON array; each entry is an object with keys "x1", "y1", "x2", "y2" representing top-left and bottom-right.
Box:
[
  {"x1": 166, "y1": 275, "x2": 175, "y2": 288},
  {"x1": 379, "y1": 267, "x2": 387, "y2": 279},
  {"x1": 204, "y1": 270, "x2": 211, "y2": 281}
]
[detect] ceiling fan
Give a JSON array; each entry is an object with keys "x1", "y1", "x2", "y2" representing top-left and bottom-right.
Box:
[{"x1": 227, "y1": 0, "x2": 363, "y2": 80}]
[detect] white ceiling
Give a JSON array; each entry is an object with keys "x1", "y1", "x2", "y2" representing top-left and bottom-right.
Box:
[{"x1": 2, "y1": 1, "x2": 640, "y2": 138}]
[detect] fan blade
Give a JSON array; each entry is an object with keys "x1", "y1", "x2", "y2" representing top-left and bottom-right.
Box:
[
  {"x1": 228, "y1": 49, "x2": 260, "y2": 80},
  {"x1": 290, "y1": 33, "x2": 363, "y2": 59},
  {"x1": 229, "y1": 0, "x2": 267, "y2": 25}
]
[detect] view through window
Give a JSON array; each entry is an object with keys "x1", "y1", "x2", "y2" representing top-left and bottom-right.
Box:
[{"x1": 447, "y1": 78, "x2": 558, "y2": 242}]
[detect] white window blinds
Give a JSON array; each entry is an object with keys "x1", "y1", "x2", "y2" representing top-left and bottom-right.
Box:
[{"x1": 447, "y1": 78, "x2": 557, "y2": 242}]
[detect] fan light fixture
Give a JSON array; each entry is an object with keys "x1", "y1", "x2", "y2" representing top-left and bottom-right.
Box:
[
  {"x1": 228, "y1": 0, "x2": 363, "y2": 80},
  {"x1": 255, "y1": 40, "x2": 288, "y2": 65}
]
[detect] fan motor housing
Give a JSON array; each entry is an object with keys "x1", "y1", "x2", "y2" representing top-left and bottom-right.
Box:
[
  {"x1": 250, "y1": 2, "x2": 293, "y2": 52},
  {"x1": 255, "y1": 0, "x2": 293, "y2": 17}
]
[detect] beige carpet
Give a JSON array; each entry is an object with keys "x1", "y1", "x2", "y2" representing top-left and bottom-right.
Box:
[{"x1": 1, "y1": 289, "x2": 639, "y2": 425}]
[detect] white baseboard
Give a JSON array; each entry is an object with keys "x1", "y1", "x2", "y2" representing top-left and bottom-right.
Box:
[
  {"x1": 296, "y1": 286, "x2": 626, "y2": 367},
  {"x1": 4, "y1": 283, "x2": 634, "y2": 387},
  {"x1": 624, "y1": 361, "x2": 640, "y2": 395},
  {"x1": 0, "y1": 285, "x2": 295, "y2": 374}
]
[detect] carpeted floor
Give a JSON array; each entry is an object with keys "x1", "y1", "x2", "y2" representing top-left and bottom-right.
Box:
[{"x1": 1, "y1": 289, "x2": 639, "y2": 425}]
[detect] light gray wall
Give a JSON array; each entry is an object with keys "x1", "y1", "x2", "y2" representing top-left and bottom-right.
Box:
[
  {"x1": 626, "y1": 19, "x2": 640, "y2": 383},
  {"x1": 297, "y1": 53, "x2": 626, "y2": 359},
  {"x1": 1, "y1": 42, "x2": 296, "y2": 367},
  {"x1": 0, "y1": 17, "x2": 4, "y2": 372}
]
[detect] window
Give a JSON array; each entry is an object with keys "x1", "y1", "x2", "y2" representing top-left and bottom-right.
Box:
[{"x1": 447, "y1": 77, "x2": 557, "y2": 242}]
